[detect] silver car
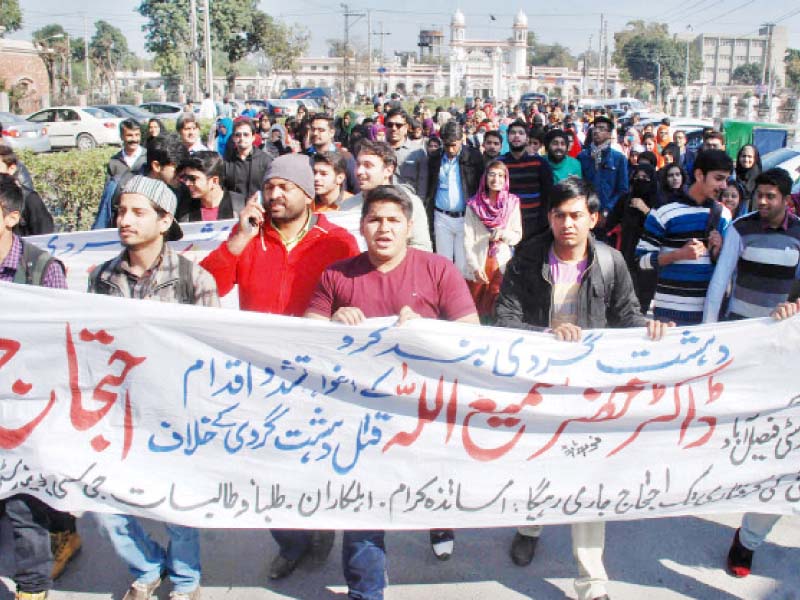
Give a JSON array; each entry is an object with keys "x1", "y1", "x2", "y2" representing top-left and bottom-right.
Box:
[{"x1": 0, "y1": 112, "x2": 51, "y2": 153}]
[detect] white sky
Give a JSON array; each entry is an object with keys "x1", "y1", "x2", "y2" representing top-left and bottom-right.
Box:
[{"x1": 13, "y1": 0, "x2": 800, "y2": 60}]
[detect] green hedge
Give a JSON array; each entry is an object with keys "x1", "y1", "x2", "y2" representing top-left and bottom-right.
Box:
[{"x1": 19, "y1": 148, "x2": 115, "y2": 232}]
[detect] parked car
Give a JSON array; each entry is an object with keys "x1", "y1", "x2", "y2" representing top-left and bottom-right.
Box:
[
  {"x1": 92, "y1": 104, "x2": 155, "y2": 123},
  {"x1": 26, "y1": 106, "x2": 122, "y2": 150},
  {"x1": 0, "y1": 111, "x2": 51, "y2": 153},
  {"x1": 138, "y1": 101, "x2": 185, "y2": 117},
  {"x1": 762, "y1": 146, "x2": 800, "y2": 183}
]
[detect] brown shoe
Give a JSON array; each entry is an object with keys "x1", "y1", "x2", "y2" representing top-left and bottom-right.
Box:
[
  {"x1": 50, "y1": 530, "x2": 82, "y2": 580},
  {"x1": 122, "y1": 574, "x2": 163, "y2": 600}
]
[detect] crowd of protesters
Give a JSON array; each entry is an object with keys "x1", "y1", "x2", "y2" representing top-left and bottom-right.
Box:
[{"x1": 1, "y1": 90, "x2": 800, "y2": 600}]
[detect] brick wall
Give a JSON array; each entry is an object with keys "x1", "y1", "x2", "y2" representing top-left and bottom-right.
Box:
[{"x1": 0, "y1": 40, "x2": 51, "y2": 113}]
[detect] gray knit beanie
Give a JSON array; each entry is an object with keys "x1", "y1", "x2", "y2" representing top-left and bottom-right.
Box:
[{"x1": 262, "y1": 154, "x2": 315, "y2": 199}]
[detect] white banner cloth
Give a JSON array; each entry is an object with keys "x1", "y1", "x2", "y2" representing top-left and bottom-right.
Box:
[{"x1": 2, "y1": 283, "x2": 799, "y2": 529}]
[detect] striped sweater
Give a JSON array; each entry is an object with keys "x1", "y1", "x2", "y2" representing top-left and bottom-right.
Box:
[
  {"x1": 635, "y1": 193, "x2": 731, "y2": 325},
  {"x1": 500, "y1": 152, "x2": 554, "y2": 239},
  {"x1": 704, "y1": 210, "x2": 800, "y2": 322}
]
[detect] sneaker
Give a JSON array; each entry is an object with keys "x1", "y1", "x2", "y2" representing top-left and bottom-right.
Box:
[
  {"x1": 429, "y1": 529, "x2": 455, "y2": 561},
  {"x1": 169, "y1": 589, "x2": 201, "y2": 600},
  {"x1": 50, "y1": 530, "x2": 82, "y2": 580},
  {"x1": 269, "y1": 554, "x2": 301, "y2": 580},
  {"x1": 727, "y1": 528, "x2": 754, "y2": 578},
  {"x1": 310, "y1": 530, "x2": 335, "y2": 564},
  {"x1": 15, "y1": 593, "x2": 48, "y2": 600},
  {"x1": 510, "y1": 532, "x2": 539, "y2": 566},
  {"x1": 122, "y1": 574, "x2": 164, "y2": 600}
]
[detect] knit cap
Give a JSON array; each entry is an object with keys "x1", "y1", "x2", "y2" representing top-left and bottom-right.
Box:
[{"x1": 262, "y1": 154, "x2": 315, "y2": 199}]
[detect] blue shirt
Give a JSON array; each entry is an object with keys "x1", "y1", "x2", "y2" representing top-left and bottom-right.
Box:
[{"x1": 434, "y1": 153, "x2": 465, "y2": 212}]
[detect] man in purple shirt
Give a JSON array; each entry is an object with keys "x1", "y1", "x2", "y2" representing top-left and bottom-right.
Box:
[{"x1": 0, "y1": 173, "x2": 71, "y2": 600}]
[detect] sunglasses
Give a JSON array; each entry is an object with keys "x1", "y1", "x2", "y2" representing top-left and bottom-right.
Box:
[
  {"x1": 179, "y1": 174, "x2": 199, "y2": 183},
  {"x1": 385, "y1": 122, "x2": 406, "y2": 129}
]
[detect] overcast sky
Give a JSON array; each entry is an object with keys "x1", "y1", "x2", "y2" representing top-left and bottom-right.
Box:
[{"x1": 13, "y1": 0, "x2": 800, "y2": 61}]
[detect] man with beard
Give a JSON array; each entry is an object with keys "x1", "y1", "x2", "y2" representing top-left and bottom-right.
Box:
[
  {"x1": 482, "y1": 130, "x2": 503, "y2": 165},
  {"x1": 500, "y1": 119, "x2": 554, "y2": 241},
  {"x1": 222, "y1": 118, "x2": 272, "y2": 201},
  {"x1": 577, "y1": 115, "x2": 628, "y2": 241},
  {"x1": 544, "y1": 129, "x2": 582, "y2": 183},
  {"x1": 636, "y1": 149, "x2": 733, "y2": 325}
]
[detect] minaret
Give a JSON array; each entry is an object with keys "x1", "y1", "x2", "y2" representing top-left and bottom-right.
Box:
[
  {"x1": 511, "y1": 10, "x2": 528, "y2": 77},
  {"x1": 450, "y1": 9, "x2": 465, "y2": 45}
]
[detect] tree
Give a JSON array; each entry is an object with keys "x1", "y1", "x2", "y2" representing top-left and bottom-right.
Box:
[
  {"x1": 138, "y1": 0, "x2": 308, "y2": 93},
  {"x1": 613, "y1": 21, "x2": 702, "y2": 93},
  {"x1": 785, "y1": 49, "x2": 800, "y2": 91},
  {"x1": 526, "y1": 32, "x2": 577, "y2": 68},
  {"x1": 32, "y1": 24, "x2": 71, "y2": 100},
  {"x1": 0, "y1": 0, "x2": 22, "y2": 35},
  {"x1": 90, "y1": 20, "x2": 132, "y2": 102},
  {"x1": 731, "y1": 62, "x2": 762, "y2": 86}
]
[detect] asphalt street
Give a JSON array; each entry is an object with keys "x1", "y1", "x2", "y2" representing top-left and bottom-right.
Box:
[{"x1": 1, "y1": 512, "x2": 798, "y2": 599}]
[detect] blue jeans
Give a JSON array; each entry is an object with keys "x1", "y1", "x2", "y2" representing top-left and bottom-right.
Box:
[
  {"x1": 342, "y1": 530, "x2": 386, "y2": 600},
  {"x1": 95, "y1": 513, "x2": 201, "y2": 593},
  {"x1": 4, "y1": 495, "x2": 54, "y2": 594},
  {"x1": 739, "y1": 513, "x2": 782, "y2": 551}
]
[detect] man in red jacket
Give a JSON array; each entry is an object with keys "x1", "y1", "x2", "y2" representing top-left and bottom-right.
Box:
[
  {"x1": 200, "y1": 153, "x2": 360, "y2": 577},
  {"x1": 202, "y1": 153, "x2": 360, "y2": 316}
]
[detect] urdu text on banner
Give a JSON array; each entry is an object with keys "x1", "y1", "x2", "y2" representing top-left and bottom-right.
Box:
[{"x1": 1, "y1": 283, "x2": 799, "y2": 529}]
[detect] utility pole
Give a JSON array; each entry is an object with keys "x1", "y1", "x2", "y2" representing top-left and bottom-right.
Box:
[
  {"x1": 203, "y1": 0, "x2": 213, "y2": 100},
  {"x1": 189, "y1": 0, "x2": 200, "y2": 102},
  {"x1": 764, "y1": 23, "x2": 775, "y2": 107},
  {"x1": 84, "y1": 15, "x2": 91, "y2": 100},
  {"x1": 597, "y1": 14, "x2": 603, "y2": 98},
  {"x1": 65, "y1": 32, "x2": 72, "y2": 95},
  {"x1": 340, "y1": 4, "x2": 365, "y2": 103},
  {"x1": 373, "y1": 22, "x2": 391, "y2": 96},
  {"x1": 656, "y1": 60, "x2": 661, "y2": 109},
  {"x1": 602, "y1": 15, "x2": 609, "y2": 99},
  {"x1": 367, "y1": 11, "x2": 372, "y2": 97},
  {"x1": 582, "y1": 35, "x2": 591, "y2": 97},
  {"x1": 684, "y1": 26, "x2": 692, "y2": 107}
]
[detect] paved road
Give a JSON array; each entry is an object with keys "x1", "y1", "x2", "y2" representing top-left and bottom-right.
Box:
[{"x1": 1, "y1": 512, "x2": 798, "y2": 599}]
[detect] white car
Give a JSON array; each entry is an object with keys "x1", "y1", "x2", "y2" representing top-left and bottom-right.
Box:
[{"x1": 26, "y1": 106, "x2": 122, "y2": 151}]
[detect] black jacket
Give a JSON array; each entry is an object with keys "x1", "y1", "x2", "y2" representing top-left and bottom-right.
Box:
[
  {"x1": 222, "y1": 147, "x2": 272, "y2": 199},
  {"x1": 13, "y1": 187, "x2": 54, "y2": 237},
  {"x1": 495, "y1": 232, "x2": 648, "y2": 331},
  {"x1": 175, "y1": 190, "x2": 245, "y2": 223}
]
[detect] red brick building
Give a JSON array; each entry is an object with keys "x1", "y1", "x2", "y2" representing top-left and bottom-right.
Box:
[{"x1": 0, "y1": 39, "x2": 51, "y2": 113}]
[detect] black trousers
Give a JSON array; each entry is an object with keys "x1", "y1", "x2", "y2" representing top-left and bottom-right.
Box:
[{"x1": 3, "y1": 494, "x2": 54, "y2": 593}]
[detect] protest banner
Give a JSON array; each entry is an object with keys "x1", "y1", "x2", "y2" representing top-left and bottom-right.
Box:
[{"x1": 2, "y1": 283, "x2": 799, "y2": 530}]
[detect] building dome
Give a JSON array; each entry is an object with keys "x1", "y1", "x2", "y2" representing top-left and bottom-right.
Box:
[
  {"x1": 514, "y1": 10, "x2": 528, "y2": 28},
  {"x1": 452, "y1": 9, "x2": 465, "y2": 27}
]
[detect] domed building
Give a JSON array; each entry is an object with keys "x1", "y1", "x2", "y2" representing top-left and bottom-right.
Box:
[{"x1": 448, "y1": 9, "x2": 528, "y2": 100}]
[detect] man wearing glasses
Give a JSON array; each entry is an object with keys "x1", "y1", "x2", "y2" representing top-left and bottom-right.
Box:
[
  {"x1": 222, "y1": 117, "x2": 273, "y2": 201},
  {"x1": 577, "y1": 115, "x2": 628, "y2": 242},
  {"x1": 385, "y1": 108, "x2": 429, "y2": 198}
]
